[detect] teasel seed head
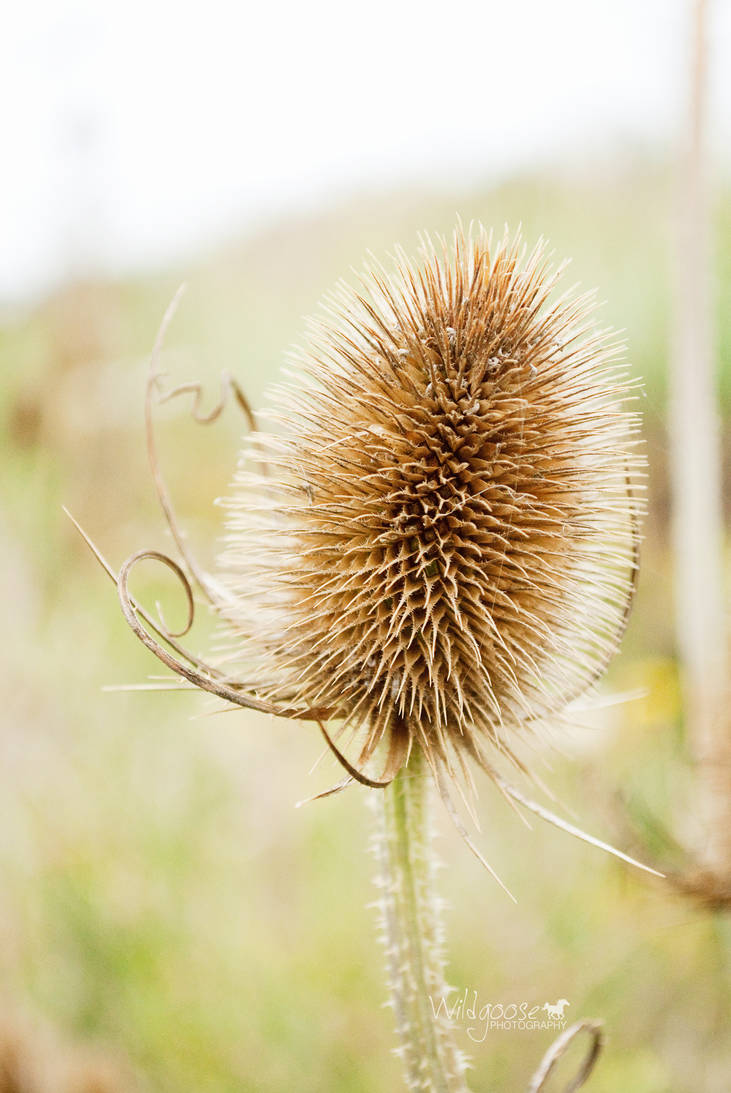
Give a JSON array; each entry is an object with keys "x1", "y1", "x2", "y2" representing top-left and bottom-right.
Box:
[{"x1": 219, "y1": 225, "x2": 644, "y2": 791}]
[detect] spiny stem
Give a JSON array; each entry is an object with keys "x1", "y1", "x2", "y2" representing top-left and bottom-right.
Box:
[{"x1": 373, "y1": 747, "x2": 470, "y2": 1092}]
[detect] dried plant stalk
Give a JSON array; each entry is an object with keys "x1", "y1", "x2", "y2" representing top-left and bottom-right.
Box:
[
  {"x1": 372, "y1": 747, "x2": 469, "y2": 1092},
  {"x1": 670, "y1": 0, "x2": 730, "y2": 879}
]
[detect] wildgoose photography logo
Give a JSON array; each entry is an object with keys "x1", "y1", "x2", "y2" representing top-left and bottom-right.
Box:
[{"x1": 429, "y1": 990, "x2": 571, "y2": 1043}]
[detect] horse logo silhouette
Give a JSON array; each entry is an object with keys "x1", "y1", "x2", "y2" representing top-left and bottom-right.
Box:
[{"x1": 543, "y1": 999, "x2": 570, "y2": 1020}]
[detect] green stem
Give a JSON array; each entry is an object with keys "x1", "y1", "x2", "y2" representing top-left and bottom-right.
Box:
[{"x1": 374, "y1": 748, "x2": 470, "y2": 1092}]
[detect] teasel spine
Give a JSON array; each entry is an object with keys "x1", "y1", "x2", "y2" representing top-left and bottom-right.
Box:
[{"x1": 372, "y1": 744, "x2": 470, "y2": 1092}]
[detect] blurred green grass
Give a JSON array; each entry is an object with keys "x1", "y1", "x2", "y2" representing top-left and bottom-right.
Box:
[{"x1": 0, "y1": 160, "x2": 730, "y2": 1091}]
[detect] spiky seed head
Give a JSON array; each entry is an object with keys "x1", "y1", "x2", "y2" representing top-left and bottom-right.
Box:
[{"x1": 220, "y1": 226, "x2": 643, "y2": 781}]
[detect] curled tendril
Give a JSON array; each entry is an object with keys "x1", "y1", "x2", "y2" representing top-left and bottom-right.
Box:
[
  {"x1": 123, "y1": 550, "x2": 195, "y2": 639},
  {"x1": 156, "y1": 371, "x2": 257, "y2": 431},
  {"x1": 528, "y1": 1020, "x2": 604, "y2": 1093},
  {"x1": 67, "y1": 512, "x2": 403, "y2": 793},
  {"x1": 117, "y1": 548, "x2": 332, "y2": 721},
  {"x1": 315, "y1": 715, "x2": 409, "y2": 790},
  {"x1": 65, "y1": 508, "x2": 220, "y2": 679},
  {"x1": 143, "y1": 284, "x2": 266, "y2": 621}
]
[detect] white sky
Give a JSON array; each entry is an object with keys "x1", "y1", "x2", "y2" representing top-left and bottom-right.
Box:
[{"x1": 1, "y1": 0, "x2": 730, "y2": 304}]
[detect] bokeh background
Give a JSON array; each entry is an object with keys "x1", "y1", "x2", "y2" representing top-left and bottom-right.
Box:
[{"x1": 1, "y1": 2, "x2": 730, "y2": 1091}]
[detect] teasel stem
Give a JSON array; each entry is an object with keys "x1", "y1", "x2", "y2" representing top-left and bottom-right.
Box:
[{"x1": 373, "y1": 743, "x2": 470, "y2": 1093}]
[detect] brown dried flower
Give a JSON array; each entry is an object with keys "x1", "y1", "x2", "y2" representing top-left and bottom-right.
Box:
[
  {"x1": 218, "y1": 228, "x2": 643, "y2": 794},
  {"x1": 71, "y1": 224, "x2": 652, "y2": 882}
]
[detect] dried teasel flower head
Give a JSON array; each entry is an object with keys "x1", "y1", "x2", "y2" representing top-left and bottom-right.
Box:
[
  {"x1": 218, "y1": 226, "x2": 644, "y2": 804},
  {"x1": 71, "y1": 224, "x2": 654, "y2": 887}
]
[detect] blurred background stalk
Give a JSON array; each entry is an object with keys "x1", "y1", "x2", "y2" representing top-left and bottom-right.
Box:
[{"x1": 670, "y1": 0, "x2": 730, "y2": 878}]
